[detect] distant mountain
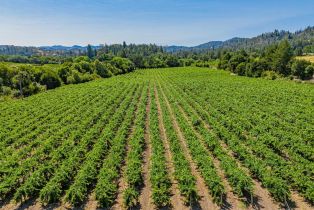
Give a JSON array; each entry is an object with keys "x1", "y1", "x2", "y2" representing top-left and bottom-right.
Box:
[
  {"x1": 164, "y1": 26, "x2": 314, "y2": 53},
  {"x1": 1, "y1": 26, "x2": 313, "y2": 56},
  {"x1": 165, "y1": 41, "x2": 223, "y2": 52},
  {"x1": 39, "y1": 45, "x2": 101, "y2": 51},
  {"x1": 0, "y1": 45, "x2": 101, "y2": 56},
  {"x1": 193, "y1": 41, "x2": 224, "y2": 50},
  {"x1": 164, "y1": 45, "x2": 190, "y2": 53}
]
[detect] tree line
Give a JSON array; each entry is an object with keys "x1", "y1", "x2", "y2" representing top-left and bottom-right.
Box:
[
  {"x1": 0, "y1": 56, "x2": 135, "y2": 99},
  {"x1": 0, "y1": 43, "x2": 214, "y2": 99},
  {"x1": 1, "y1": 40, "x2": 313, "y2": 100},
  {"x1": 218, "y1": 40, "x2": 314, "y2": 80}
]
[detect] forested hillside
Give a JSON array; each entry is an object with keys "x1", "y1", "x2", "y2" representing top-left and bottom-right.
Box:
[
  {"x1": 166, "y1": 26, "x2": 314, "y2": 54},
  {"x1": 2, "y1": 27, "x2": 314, "y2": 56}
]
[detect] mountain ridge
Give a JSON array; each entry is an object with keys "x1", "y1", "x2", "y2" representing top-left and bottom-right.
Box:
[
  {"x1": 165, "y1": 26, "x2": 314, "y2": 53},
  {"x1": 1, "y1": 26, "x2": 313, "y2": 55}
]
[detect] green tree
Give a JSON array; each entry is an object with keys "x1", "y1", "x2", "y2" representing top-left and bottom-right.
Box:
[
  {"x1": 94, "y1": 60, "x2": 112, "y2": 78},
  {"x1": 58, "y1": 64, "x2": 72, "y2": 83},
  {"x1": 272, "y1": 40, "x2": 293, "y2": 75},
  {"x1": 111, "y1": 57, "x2": 135, "y2": 73},
  {"x1": 165, "y1": 55, "x2": 180, "y2": 67},
  {"x1": 291, "y1": 59, "x2": 313, "y2": 79},
  {"x1": 78, "y1": 61, "x2": 95, "y2": 73},
  {"x1": 245, "y1": 58, "x2": 269, "y2": 77},
  {"x1": 12, "y1": 65, "x2": 33, "y2": 96},
  {"x1": 305, "y1": 65, "x2": 314, "y2": 79},
  {"x1": 0, "y1": 64, "x2": 15, "y2": 86},
  {"x1": 228, "y1": 50, "x2": 248, "y2": 73},
  {"x1": 218, "y1": 52, "x2": 231, "y2": 70},
  {"x1": 40, "y1": 70, "x2": 62, "y2": 89},
  {"x1": 87, "y1": 44, "x2": 94, "y2": 59},
  {"x1": 66, "y1": 70, "x2": 81, "y2": 84},
  {"x1": 235, "y1": 62, "x2": 246, "y2": 76}
]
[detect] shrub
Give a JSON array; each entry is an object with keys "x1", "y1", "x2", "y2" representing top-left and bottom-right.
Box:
[
  {"x1": 235, "y1": 62, "x2": 246, "y2": 76},
  {"x1": 57, "y1": 64, "x2": 72, "y2": 83},
  {"x1": 0, "y1": 64, "x2": 16, "y2": 86},
  {"x1": 305, "y1": 65, "x2": 314, "y2": 79},
  {"x1": 1, "y1": 86, "x2": 13, "y2": 96},
  {"x1": 66, "y1": 70, "x2": 81, "y2": 84},
  {"x1": 40, "y1": 70, "x2": 62, "y2": 89},
  {"x1": 261, "y1": 71, "x2": 281, "y2": 80},
  {"x1": 79, "y1": 61, "x2": 95, "y2": 73},
  {"x1": 94, "y1": 60, "x2": 112, "y2": 78},
  {"x1": 111, "y1": 57, "x2": 135, "y2": 73},
  {"x1": 291, "y1": 59, "x2": 312, "y2": 80}
]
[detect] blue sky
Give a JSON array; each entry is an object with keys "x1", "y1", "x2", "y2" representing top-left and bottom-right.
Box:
[{"x1": 0, "y1": 0, "x2": 313, "y2": 46}]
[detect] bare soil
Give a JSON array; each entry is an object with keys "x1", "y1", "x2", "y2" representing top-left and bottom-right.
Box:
[
  {"x1": 157, "y1": 84, "x2": 218, "y2": 210},
  {"x1": 177, "y1": 97, "x2": 282, "y2": 210},
  {"x1": 154, "y1": 86, "x2": 189, "y2": 210},
  {"x1": 138, "y1": 88, "x2": 154, "y2": 210},
  {"x1": 178, "y1": 105, "x2": 243, "y2": 210}
]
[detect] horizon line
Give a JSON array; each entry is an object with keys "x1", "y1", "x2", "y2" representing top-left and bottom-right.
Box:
[{"x1": 0, "y1": 25, "x2": 312, "y2": 48}]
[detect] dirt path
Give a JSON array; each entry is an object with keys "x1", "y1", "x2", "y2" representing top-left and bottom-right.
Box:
[
  {"x1": 111, "y1": 88, "x2": 146, "y2": 210},
  {"x1": 154, "y1": 86, "x2": 189, "y2": 210},
  {"x1": 163, "y1": 84, "x2": 280, "y2": 210},
  {"x1": 83, "y1": 193, "x2": 98, "y2": 210},
  {"x1": 157, "y1": 84, "x2": 218, "y2": 210},
  {"x1": 200, "y1": 116, "x2": 279, "y2": 210},
  {"x1": 205, "y1": 125, "x2": 279, "y2": 210},
  {"x1": 218, "y1": 137, "x2": 312, "y2": 210},
  {"x1": 160, "y1": 78, "x2": 314, "y2": 210},
  {"x1": 112, "y1": 133, "x2": 133, "y2": 209},
  {"x1": 0, "y1": 200, "x2": 65, "y2": 210},
  {"x1": 177, "y1": 106, "x2": 244, "y2": 210},
  {"x1": 138, "y1": 88, "x2": 154, "y2": 210},
  {"x1": 290, "y1": 191, "x2": 313, "y2": 210}
]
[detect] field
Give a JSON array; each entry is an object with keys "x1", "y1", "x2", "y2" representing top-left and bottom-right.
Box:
[
  {"x1": 296, "y1": 55, "x2": 314, "y2": 63},
  {"x1": 0, "y1": 62, "x2": 60, "y2": 68},
  {"x1": 0, "y1": 67, "x2": 313, "y2": 210}
]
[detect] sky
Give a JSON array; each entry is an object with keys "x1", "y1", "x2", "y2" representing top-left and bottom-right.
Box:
[{"x1": 0, "y1": 0, "x2": 314, "y2": 46}]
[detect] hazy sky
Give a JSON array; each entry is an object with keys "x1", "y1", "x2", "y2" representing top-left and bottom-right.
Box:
[{"x1": 0, "y1": 0, "x2": 314, "y2": 46}]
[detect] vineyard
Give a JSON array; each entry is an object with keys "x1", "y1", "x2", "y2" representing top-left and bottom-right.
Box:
[{"x1": 0, "y1": 67, "x2": 313, "y2": 210}]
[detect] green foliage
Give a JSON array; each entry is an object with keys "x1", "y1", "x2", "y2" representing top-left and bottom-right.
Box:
[
  {"x1": 0, "y1": 54, "x2": 140, "y2": 98},
  {"x1": 291, "y1": 59, "x2": 313, "y2": 79},
  {"x1": 157, "y1": 85, "x2": 199, "y2": 205},
  {"x1": 165, "y1": 55, "x2": 180, "y2": 67},
  {"x1": 95, "y1": 87, "x2": 142, "y2": 208},
  {"x1": 87, "y1": 44, "x2": 95, "y2": 59},
  {"x1": 261, "y1": 71, "x2": 282, "y2": 80},
  {"x1": 245, "y1": 58, "x2": 269, "y2": 77},
  {"x1": 73, "y1": 56, "x2": 90, "y2": 63},
  {"x1": 57, "y1": 64, "x2": 71, "y2": 83},
  {"x1": 10, "y1": 65, "x2": 45, "y2": 96},
  {"x1": 110, "y1": 57, "x2": 135, "y2": 73},
  {"x1": 122, "y1": 88, "x2": 148, "y2": 208},
  {"x1": 149, "y1": 89, "x2": 171, "y2": 207},
  {"x1": 218, "y1": 40, "x2": 308, "y2": 79},
  {"x1": 0, "y1": 64, "x2": 16, "y2": 86},
  {"x1": 235, "y1": 62, "x2": 246, "y2": 76},
  {"x1": 272, "y1": 40, "x2": 293, "y2": 75},
  {"x1": 228, "y1": 50, "x2": 248, "y2": 73},
  {"x1": 123, "y1": 188, "x2": 139, "y2": 207},
  {"x1": 94, "y1": 59, "x2": 112, "y2": 78},
  {"x1": 0, "y1": 67, "x2": 313, "y2": 208},
  {"x1": 40, "y1": 70, "x2": 61, "y2": 89},
  {"x1": 303, "y1": 45, "x2": 314, "y2": 54},
  {"x1": 305, "y1": 65, "x2": 314, "y2": 79}
]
